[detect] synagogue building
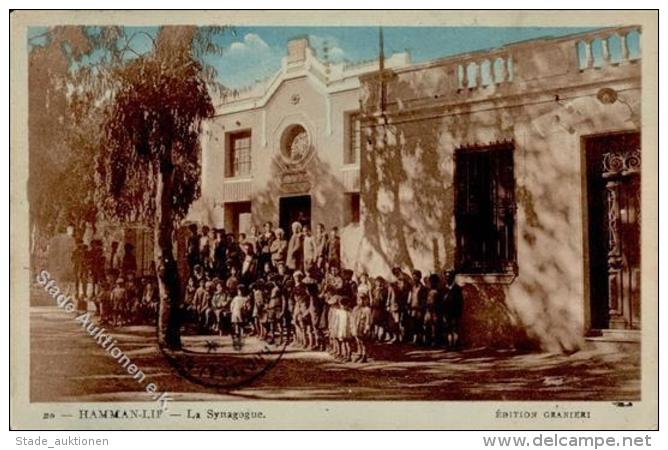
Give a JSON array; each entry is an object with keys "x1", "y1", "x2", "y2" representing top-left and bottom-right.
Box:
[{"x1": 193, "y1": 28, "x2": 643, "y2": 351}]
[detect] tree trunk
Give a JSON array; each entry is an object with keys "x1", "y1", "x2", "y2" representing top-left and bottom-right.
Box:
[{"x1": 155, "y1": 162, "x2": 182, "y2": 350}]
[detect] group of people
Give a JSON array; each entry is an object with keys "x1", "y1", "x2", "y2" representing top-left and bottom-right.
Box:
[
  {"x1": 43, "y1": 224, "x2": 159, "y2": 327},
  {"x1": 42, "y1": 221, "x2": 465, "y2": 363},
  {"x1": 96, "y1": 271, "x2": 160, "y2": 327},
  {"x1": 181, "y1": 221, "x2": 463, "y2": 363},
  {"x1": 183, "y1": 221, "x2": 341, "y2": 283},
  {"x1": 78, "y1": 240, "x2": 159, "y2": 327}
]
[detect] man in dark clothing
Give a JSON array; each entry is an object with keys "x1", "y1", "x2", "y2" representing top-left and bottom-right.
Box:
[
  {"x1": 327, "y1": 227, "x2": 341, "y2": 270},
  {"x1": 314, "y1": 223, "x2": 329, "y2": 272},
  {"x1": 226, "y1": 233, "x2": 241, "y2": 272},
  {"x1": 239, "y1": 242, "x2": 258, "y2": 286},
  {"x1": 213, "y1": 229, "x2": 227, "y2": 279}
]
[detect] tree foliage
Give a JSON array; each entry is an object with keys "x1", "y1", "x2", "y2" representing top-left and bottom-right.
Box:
[
  {"x1": 28, "y1": 27, "x2": 100, "y2": 231},
  {"x1": 28, "y1": 26, "x2": 229, "y2": 233},
  {"x1": 96, "y1": 26, "x2": 226, "y2": 227},
  {"x1": 30, "y1": 25, "x2": 229, "y2": 349}
]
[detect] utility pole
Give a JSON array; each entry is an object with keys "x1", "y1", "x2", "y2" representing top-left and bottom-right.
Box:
[{"x1": 379, "y1": 26, "x2": 386, "y2": 113}]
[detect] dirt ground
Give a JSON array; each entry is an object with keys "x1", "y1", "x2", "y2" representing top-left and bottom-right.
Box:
[{"x1": 29, "y1": 305, "x2": 640, "y2": 402}]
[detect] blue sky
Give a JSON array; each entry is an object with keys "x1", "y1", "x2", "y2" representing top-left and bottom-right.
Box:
[
  {"x1": 29, "y1": 26, "x2": 600, "y2": 89},
  {"x1": 207, "y1": 26, "x2": 599, "y2": 88}
]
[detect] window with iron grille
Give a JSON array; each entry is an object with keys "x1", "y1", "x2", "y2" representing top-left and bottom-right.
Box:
[
  {"x1": 454, "y1": 142, "x2": 517, "y2": 274},
  {"x1": 226, "y1": 131, "x2": 252, "y2": 178},
  {"x1": 345, "y1": 112, "x2": 361, "y2": 165}
]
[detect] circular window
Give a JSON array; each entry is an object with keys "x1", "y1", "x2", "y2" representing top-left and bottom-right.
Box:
[{"x1": 280, "y1": 124, "x2": 311, "y2": 163}]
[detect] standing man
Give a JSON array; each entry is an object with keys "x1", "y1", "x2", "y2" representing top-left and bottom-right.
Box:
[
  {"x1": 302, "y1": 225, "x2": 316, "y2": 275},
  {"x1": 199, "y1": 225, "x2": 211, "y2": 274},
  {"x1": 407, "y1": 270, "x2": 427, "y2": 345},
  {"x1": 314, "y1": 223, "x2": 329, "y2": 272},
  {"x1": 213, "y1": 229, "x2": 227, "y2": 279},
  {"x1": 226, "y1": 233, "x2": 241, "y2": 272},
  {"x1": 239, "y1": 242, "x2": 258, "y2": 286},
  {"x1": 258, "y1": 221, "x2": 275, "y2": 275},
  {"x1": 286, "y1": 222, "x2": 304, "y2": 273},
  {"x1": 327, "y1": 227, "x2": 341, "y2": 271},
  {"x1": 270, "y1": 228, "x2": 288, "y2": 269}
]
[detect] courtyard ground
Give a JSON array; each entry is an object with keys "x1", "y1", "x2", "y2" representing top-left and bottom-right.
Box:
[{"x1": 29, "y1": 303, "x2": 640, "y2": 402}]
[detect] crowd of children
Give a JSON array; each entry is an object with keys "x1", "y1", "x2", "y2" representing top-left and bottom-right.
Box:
[
  {"x1": 99, "y1": 273, "x2": 159, "y2": 327},
  {"x1": 62, "y1": 233, "x2": 160, "y2": 327},
  {"x1": 180, "y1": 221, "x2": 464, "y2": 363},
  {"x1": 56, "y1": 220, "x2": 464, "y2": 363}
]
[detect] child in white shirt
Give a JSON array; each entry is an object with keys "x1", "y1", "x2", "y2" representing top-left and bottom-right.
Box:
[{"x1": 230, "y1": 284, "x2": 249, "y2": 342}]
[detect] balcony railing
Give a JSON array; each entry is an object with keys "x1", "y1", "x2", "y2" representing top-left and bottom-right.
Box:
[
  {"x1": 445, "y1": 26, "x2": 642, "y2": 93},
  {"x1": 456, "y1": 52, "x2": 514, "y2": 90},
  {"x1": 359, "y1": 26, "x2": 642, "y2": 113},
  {"x1": 575, "y1": 27, "x2": 641, "y2": 70}
]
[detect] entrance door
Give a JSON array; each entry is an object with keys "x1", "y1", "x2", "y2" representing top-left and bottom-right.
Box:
[
  {"x1": 585, "y1": 132, "x2": 641, "y2": 331},
  {"x1": 225, "y1": 201, "x2": 251, "y2": 237},
  {"x1": 279, "y1": 195, "x2": 311, "y2": 238}
]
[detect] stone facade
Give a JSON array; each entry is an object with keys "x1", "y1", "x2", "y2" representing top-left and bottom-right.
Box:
[
  {"x1": 198, "y1": 36, "x2": 411, "y2": 268},
  {"x1": 198, "y1": 28, "x2": 643, "y2": 352},
  {"x1": 356, "y1": 26, "x2": 642, "y2": 351}
]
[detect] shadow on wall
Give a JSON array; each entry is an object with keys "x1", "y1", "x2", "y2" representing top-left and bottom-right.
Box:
[
  {"x1": 459, "y1": 284, "x2": 536, "y2": 351},
  {"x1": 360, "y1": 81, "x2": 462, "y2": 276},
  {"x1": 359, "y1": 71, "x2": 520, "y2": 276},
  {"x1": 357, "y1": 73, "x2": 628, "y2": 352}
]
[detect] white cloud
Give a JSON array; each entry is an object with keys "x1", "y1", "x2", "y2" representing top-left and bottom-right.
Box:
[
  {"x1": 217, "y1": 32, "x2": 350, "y2": 89},
  {"x1": 217, "y1": 32, "x2": 282, "y2": 88},
  {"x1": 228, "y1": 33, "x2": 270, "y2": 54}
]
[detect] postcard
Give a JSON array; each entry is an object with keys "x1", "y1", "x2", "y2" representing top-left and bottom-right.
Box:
[{"x1": 9, "y1": 9, "x2": 658, "y2": 430}]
